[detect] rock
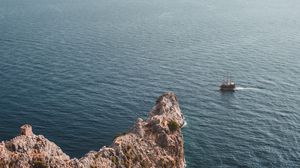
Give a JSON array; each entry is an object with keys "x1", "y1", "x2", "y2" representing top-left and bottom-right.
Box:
[
  {"x1": 133, "y1": 118, "x2": 145, "y2": 137},
  {"x1": 20, "y1": 124, "x2": 33, "y2": 136},
  {"x1": 157, "y1": 133, "x2": 169, "y2": 148},
  {"x1": 0, "y1": 92, "x2": 185, "y2": 168}
]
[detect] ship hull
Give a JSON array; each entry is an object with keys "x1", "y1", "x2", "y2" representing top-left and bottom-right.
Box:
[
  {"x1": 220, "y1": 88, "x2": 235, "y2": 91},
  {"x1": 220, "y1": 84, "x2": 236, "y2": 91}
]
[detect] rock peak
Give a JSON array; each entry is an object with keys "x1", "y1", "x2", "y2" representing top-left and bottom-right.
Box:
[
  {"x1": 0, "y1": 92, "x2": 185, "y2": 168},
  {"x1": 20, "y1": 124, "x2": 33, "y2": 136}
]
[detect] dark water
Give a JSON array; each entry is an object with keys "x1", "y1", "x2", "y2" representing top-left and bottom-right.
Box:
[{"x1": 1, "y1": 0, "x2": 300, "y2": 167}]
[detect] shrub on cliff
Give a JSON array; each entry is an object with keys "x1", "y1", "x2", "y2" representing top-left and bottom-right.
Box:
[
  {"x1": 168, "y1": 120, "x2": 179, "y2": 133},
  {"x1": 33, "y1": 160, "x2": 47, "y2": 168}
]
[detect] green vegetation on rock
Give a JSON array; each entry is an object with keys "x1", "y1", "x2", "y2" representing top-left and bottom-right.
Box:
[{"x1": 168, "y1": 120, "x2": 179, "y2": 133}]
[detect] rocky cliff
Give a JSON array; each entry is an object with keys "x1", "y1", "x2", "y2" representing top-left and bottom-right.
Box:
[{"x1": 0, "y1": 92, "x2": 185, "y2": 168}]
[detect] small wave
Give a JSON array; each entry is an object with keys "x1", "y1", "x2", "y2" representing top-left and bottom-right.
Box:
[{"x1": 182, "y1": 120, "x2": 187, "y2": 128}]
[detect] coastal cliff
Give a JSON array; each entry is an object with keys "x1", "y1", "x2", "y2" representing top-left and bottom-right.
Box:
[{"x1": 0, "y1": 92, "x2": 185, "y2": 168}]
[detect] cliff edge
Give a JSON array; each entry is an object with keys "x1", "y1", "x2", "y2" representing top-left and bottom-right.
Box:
[{"x1": 0, "y1": 92, "x2": 185, "y2": 168}]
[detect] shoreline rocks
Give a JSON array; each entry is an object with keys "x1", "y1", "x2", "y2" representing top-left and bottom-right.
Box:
[{"x1": 0, "y1": 92, "x2": 185, "y2": 168}]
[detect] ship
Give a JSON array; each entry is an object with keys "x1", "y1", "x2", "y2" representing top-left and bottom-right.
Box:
[{"x1": 220, "y1": 74, "x2": 236, "y2": 91}]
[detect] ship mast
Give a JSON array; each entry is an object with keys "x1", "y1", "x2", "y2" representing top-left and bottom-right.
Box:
[{"x1": 226, "y1": 72, "x2": 229, "y2": 84}]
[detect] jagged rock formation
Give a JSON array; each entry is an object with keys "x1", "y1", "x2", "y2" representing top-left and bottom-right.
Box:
[{"x1": 0, "y1": 92, "x2": 185, "y2": 168}]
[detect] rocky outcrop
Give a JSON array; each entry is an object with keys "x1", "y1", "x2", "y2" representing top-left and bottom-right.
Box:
[{"x1": 0, "y1": 92, "x2": 185, "y2": 168}]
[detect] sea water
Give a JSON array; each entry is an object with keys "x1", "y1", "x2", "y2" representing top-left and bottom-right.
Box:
[{"x1": 1, "y1": 0, "x2": 300, "y2": 167}]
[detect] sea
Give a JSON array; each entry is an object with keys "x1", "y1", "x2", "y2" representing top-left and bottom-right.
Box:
[{"x1": 1, "y1": 0, "x2": 300, "y2": 167}]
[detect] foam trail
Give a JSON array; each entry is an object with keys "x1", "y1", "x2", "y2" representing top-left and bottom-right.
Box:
[{"x1": 235, "y1": 87, "x2": 260, "y2": 91}]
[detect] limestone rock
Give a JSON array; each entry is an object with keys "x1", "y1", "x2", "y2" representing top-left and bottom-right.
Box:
[
  {"x1": 20, "y1": 124, "x2": 33, "y2": 136},
  {"x1": 0, "y1": 92, "x2": 185, "y2": 167}
]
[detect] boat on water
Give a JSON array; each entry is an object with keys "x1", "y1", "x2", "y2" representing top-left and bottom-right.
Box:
[{"x1": 220, "y1": 74, "x2": 236, "y2": 91}]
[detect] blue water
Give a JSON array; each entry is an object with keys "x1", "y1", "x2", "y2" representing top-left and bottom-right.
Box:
[{"x1": 1, "y1": 0, "x2": 300, "y2": 167}]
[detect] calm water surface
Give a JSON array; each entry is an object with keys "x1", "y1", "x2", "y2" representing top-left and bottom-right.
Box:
[{"x1": 1, "y1": 0, "x2": 300, "y2": 167}]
